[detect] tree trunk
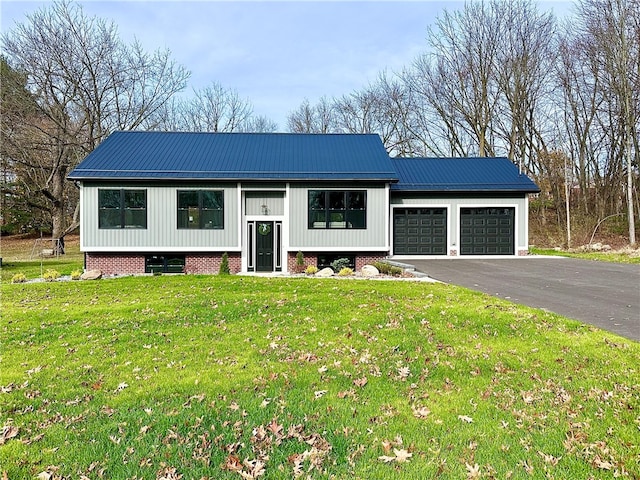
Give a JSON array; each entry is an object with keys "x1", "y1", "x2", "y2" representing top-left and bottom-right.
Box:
[{"x1": 49, "y1": 167, "x2": 67, "y2": 255}]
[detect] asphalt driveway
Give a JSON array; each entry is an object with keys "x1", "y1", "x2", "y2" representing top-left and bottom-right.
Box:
[{"x1": 408, "y1": 257, "x2": 640, "y2": 341}]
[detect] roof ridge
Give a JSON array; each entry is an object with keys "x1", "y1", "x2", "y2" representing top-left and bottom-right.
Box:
[{"x1": 113, "y1": 130, "x2": 379, "y2": 137}]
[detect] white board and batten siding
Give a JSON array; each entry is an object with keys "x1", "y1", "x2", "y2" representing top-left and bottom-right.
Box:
[
  {"x1": 288, "y1": 184, "x2": 389, "y2": 251},
  {"x1": 80, "y1": 182, "x2": 240, "y2": 252},
  {"x1": 244, "y1": 191, "x2": 285, "y2": 216}
]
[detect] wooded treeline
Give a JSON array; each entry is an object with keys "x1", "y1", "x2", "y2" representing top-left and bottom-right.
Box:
[
  {"x1": 1, "y1": 0, "x2": 638, "y2": 248},
  {"x1": 286, "y1": 0, "x2": 639, "y2": 247}
]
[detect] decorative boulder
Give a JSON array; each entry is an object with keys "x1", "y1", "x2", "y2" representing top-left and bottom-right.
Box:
[
  {"x1": 80, "y1": 269, "x2": 102, "y2": 280},
  {"x1": 360, "y1": 265, "x2": 380, "y2": 277},
  {"x1": 315, "y1": 267, "x2": 334, "y2": 277}
]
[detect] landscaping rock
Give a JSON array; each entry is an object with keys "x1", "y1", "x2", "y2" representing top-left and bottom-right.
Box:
[
  {"x1": 360, "y1": 265, "x2": 379, "y2": 277},
  {"x1": 315, "y1": 267, "x2": 334, "y2": 277},
  {"x1": 80, "y1": 269, "x2": 102, "y2": 280}
]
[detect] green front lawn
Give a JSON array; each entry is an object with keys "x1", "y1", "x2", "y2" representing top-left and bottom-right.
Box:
[
  {"x1": 2, "y1": 275, "x2": 638, "y2": 479},
  {"x1": 530, "y1": 247, "x2": 640, "y2": 264}
]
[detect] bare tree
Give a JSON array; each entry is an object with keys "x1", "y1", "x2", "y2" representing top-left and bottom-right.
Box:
[
  {"x1": 239, "y1": 115, "x2": 278, "y2": 133},
  {"x1": 426, "y1": 1, "x2": 505, "y2": 157},
  {"x1": 287, "y1": 97, "x2": 337, "y2": 133},
  {"x1": 556, "y1": 0, "x2": 639, "y2": 245},
  {"x1": 155, "y1": 82, "x2": 278, "y2": 133},
  {"x1": 404, "y1": 56, "x2": 474, "y2": 157},
  {"x1": 178, "y1": 82, "x2": 253, "y2": 132},
  {"x1": 494, "y1": 0, "x2": 556, "y2": 173},
  {"x1": 1, "y1": 0, "x2": 190, "y2": 250},
  {"x1": 577, "y1": 0, "x2": 638, "y2": 245}
]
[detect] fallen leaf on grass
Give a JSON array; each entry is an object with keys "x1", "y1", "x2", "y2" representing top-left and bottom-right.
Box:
[
  {"x1": 353, "y1": 377, "x2": 368, "y2": 388},
  {"x1": 114, "y1": 382, "x2": 128, "y2": 393},
  {"x1": 522, "y1": 391, "x2": 535, "y2": 404},
  {"x1": 222, "y1": 455, "x2": 243, "y2": 472},
  {"x1": 379, "y1": 448, "x2": 412, "y2": 464},
  {"x1": 538, "y1": 451, "x2": 561, "y2": 466},
  {"x1": 239, "y1": 458, "x2": 266, "y2": 479},
  {"x1": 593, "y1": 456, "x2": 614, "y2": 470},
  {"x1": 458, "y1": 415, "x2": 474, "y2": 423},
  {"x1": 397, "y1": 366, "x2": 411, "y2": 380},
  {"x1": 466, "y1": 463, "x2": 481, "y2": 479},
  {"x1": 267, "y1": 418, "x2": 283, "y2": 436},
  {"x1": 337, "y1": 389, "x2": 356, "y2": 399},
  {"x1": 314, "y1": 390, "x2": 328, "y2": 399},
  {"x1": 156, "y1": 464, "x2": 183, "y2": 479},
  {"x1": 412, "y1": 406, "x2": 431, "y2": 419},
  {"x1": 0, "y1": 425, "x2": 18, "y2": 445}
]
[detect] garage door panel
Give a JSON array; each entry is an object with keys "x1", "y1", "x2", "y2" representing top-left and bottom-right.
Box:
[
  {"x1": 394, "y1": 208, "x2": 447, "y2": 255},
  {"x1": 460, "y1": 208, "x2": 514, "y2": 255}
]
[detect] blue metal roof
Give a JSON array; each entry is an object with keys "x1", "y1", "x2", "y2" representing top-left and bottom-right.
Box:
[
  {"x1": 68, "y1": 131, "x2": 398, "y2": 181},
  {"x1": 391, "y1": 157, "x2": 540, "y2": 193}
]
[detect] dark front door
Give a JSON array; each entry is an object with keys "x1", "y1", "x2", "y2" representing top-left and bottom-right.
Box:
[{"x1": 256, "y1": 221, "x2": 274, "y2": 271}]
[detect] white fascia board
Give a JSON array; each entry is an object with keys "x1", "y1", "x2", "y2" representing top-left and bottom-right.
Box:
[
  {"x1": 287, "y1": 246, "x2": 389, "y2": 253},
  {"x1": 84, "y1": 246, "x2": 242, "y2": 253}
]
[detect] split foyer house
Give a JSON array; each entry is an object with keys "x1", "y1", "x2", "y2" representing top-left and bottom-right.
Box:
[{"x1": 68, "y1": 131, "x2": 539, "y2": 275}]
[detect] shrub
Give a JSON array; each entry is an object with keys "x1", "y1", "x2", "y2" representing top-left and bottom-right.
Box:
[
  {"x1": 293, "y1": 251, "x2": 306, "y2": 273},
  {"x1": 337, "y1": 267, "x2": 354, "y2": 277},
  {"x1": 373, "y1": 261, "x2": 390, "y2": 274},
  {"x1": 43, "y1": 269, "x2": 60, "y2": 282},
  {"x1": 389, "y1": 265, "x2": 403, "y2": 276},
  {"x1": 11, "y1": 273, "x2": 27, "y2": 284},
  {"x1": 330, "y1": 257, "x2": 351, "y2": 272},
  {"x1": 71, "y1": 270, "x2": 82, "y2": 280},
  {"x1": 305, "y1": 265, "x2": 318, "y2": 275},
  {"x1": 219, "y1": 252, "x2": 231, "y2": 275},
  {"x1": 373, "y1": 261, "x2": 403, "y2": 276}
]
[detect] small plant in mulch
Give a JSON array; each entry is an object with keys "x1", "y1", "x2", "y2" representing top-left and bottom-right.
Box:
[
  {"x1": 71, "y1": 270, "x2": 82, "y2": 280},
  {"x1": 374, "y1": 261, "x2": 403, "y2": 277},
  {"x1": 43, "y1": 269, "x2": 61, "y2": 282},
  {"x1": 330, "y1": 257, "x2": 351, "y2": 272},
  {"x1": 11, "y1": 272, "x2": 27, "y2": 284},
  {"x1": 337, "y1": 267, "x2": 354, "y2": 277},
  {"x1": 294, "y1": 251, "x2": 306, "y2": 273},
  {"x1": 305, "y1": 265, "x2": 318, "y2": 275},
  {"x1": 219, "y1": 252, "x2": 231, "y2": 275}
]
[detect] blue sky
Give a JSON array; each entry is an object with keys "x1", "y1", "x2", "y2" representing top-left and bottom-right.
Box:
[{"x1": 1, "y1": 1, "x2": 573, "y2": 130}]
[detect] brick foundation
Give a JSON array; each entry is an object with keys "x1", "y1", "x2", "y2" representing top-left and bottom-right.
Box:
[
  {"x1": 185, "y1": 253, "x2": 241, "y2": 274},
  {"x1": 355, "y1": 254, "x2": 388, "y2": 270},
  {"x1": 86, "y1": 253, "x2": 145, "y2": 275},
  {"x1": 86, "y1": 252, "x2": 241, "y2": 275},
  {"x1": 287, "y1": 251, "x2": 388, "y2": 273}
]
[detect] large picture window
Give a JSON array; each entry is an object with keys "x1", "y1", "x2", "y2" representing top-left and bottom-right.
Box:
[
  {"x1": 177, "y1": 190, "x2": 224, "y2": 229},
  {"x1": 98, "y1": 189, "x2": 147, "y2": 229},
  {"x1": 308, "y1": 190, "x2": 366, "y2": 229}
]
